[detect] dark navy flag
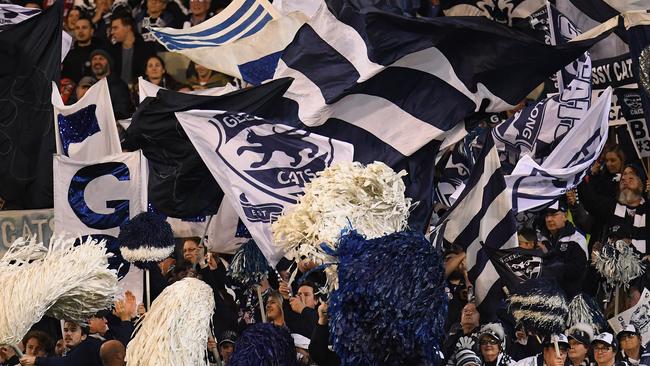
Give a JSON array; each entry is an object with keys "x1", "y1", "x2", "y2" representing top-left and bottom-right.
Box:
[
  {"x1": 0, "y1": 1, "x2": 62, "y2": 209},
  {"x1": 439, "y1": 133, "x2": 519, "y2": 320}
]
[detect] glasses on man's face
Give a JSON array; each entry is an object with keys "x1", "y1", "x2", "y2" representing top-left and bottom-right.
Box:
[
  {"x1": 479, "y1": 339, "x2": 499, "y2": 346},
  {"x1": 593, "y1": 346, "x2": 612, "y2": 353}
]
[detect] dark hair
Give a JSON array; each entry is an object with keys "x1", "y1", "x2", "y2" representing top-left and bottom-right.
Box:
[
  {"x1": 111, "y1": 13, "x2": 138, "y2": 34},
  {"x1": 63, "y1": 320, "x2": 90, "y2": 336},
  {"x1": 75, "y1": 15, "x2": 93, "y2": 27},
  {"x1": 517, "y1": 227, "x2": 538, "y2": 243},
  {"x1": 603, "y1": 145, "x2": 626, "y2": 168},
  {"x1": 145, "y1": 55, "x2": 166, "y2": 72},
  {"x1": 22, "y1": 331, "x2": 55, "y2": 356}
]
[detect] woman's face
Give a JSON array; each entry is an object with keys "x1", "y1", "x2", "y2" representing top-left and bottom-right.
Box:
[
  {"x1": 67, "y1": 9, "x2": 80, "y2": 30},
  {"x1": 605, "y1": 151, "x2": 623, "y2": 174},
  {"x1": 146, "y1": 58, "x2": 165, "y2": 81}
]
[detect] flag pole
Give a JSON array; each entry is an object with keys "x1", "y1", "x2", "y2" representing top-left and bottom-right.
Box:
[{"x1": 145, "y1": 268, "x2": 151, "y2": 310}]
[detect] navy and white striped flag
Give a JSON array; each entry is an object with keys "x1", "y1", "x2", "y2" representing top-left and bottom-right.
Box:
[
  {"x1": 272, "y1": 0, "x2": 612, "y2": 158},
  {"x1": 149, "y1": 0, "x2": 307, "y2": 84},
  {"x1": 439, "y1": 133, "x2": 518, "y2": 321}
]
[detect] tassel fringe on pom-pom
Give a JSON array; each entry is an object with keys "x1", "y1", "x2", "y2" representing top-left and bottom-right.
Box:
[
  {"x1": 227, "y1": 240, "x2": 269, "y2": 288},
  {"x1": 593, "y1": 240, "x2": 643, "y2": 289},
  {"x1": 272, "y1": 162, "x2": 412, "y2": 289},
  {"x1": 118, "y1": 212, "x2": 175, "y2": 268},
  {"x1": 229, "y1": 323, "x2": 297, "y2": 366},
  {"x1": 125, "y1": 277, "x2": 215, "y2": 366},
  {"x1": 567, "y1": 293, "x2": 606, "y2": 333},
  {"x1": 0, "y1": 235, "x2": 118, "y2": 345},
  {"x1": 507, "y1": 279, "x2": 568, "y2": 337},
  {"x1": 329, "y1": 230, "x2": 447, "y2": 366}
]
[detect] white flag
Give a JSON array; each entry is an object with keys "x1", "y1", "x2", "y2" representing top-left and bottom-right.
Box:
[
  {"x1": 505, "y1": 88, "x2": 611, "y2": 212},
  {"x1": 176, "y1": 110, "x2": 354, "y2": 265},
  {"x1": 52, "y1": 78, "x2": 122, "y2": 161}
]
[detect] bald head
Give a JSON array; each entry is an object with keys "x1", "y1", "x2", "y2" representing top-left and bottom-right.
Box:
[{"x1": 100, "y1": 340, "x2": 125, "y2": 366}]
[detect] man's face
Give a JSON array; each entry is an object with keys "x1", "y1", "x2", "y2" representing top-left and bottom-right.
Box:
[
  {"x1": 183, "y1": 240, "x2": 201, "y2": 264},
  {"x1": 543, "y1": 345, "x2": 568, "y2": 366},
  {"x1": 74, "y1": 19, "x2": 93, "y2": 43},
  {"x1": 189, "y1": 0, "x2": 210, "y2": 17},
  {"x1": 568, "y1": 339, "x2": 588, "y2": 361},
  {"x1": 545, "y1": 211, "x2": 567, "y2": 233},
  {"x1": 265, "y1": 297, "x2": 283, "y2": 322},
  {"x1": 63, "y1": 322, "x2": 85, "y2": 348},
  {"x1": 297, "y1": 285, "x2": 318, "y2": 309},
  {"x1": 479, "y1": 336, "x2": 500, "y2": 362},
  {"x1": 88, "y1": 316, "x2": 107, "y2": 334},
  {"x1": 147, "y1": 0, "x2": 166, "y2": 17},
  {"x1": 620, "y1": 333, "x2": 640, "y2": 354},
  {"x1": 91, "y1": 55, "x2": 110, "y2": 78},
  {"x1": 25, "y1": 337, "x2": 45, "y2": 357},
  {"x1": 111, "y1": 19, "x2": 130, "y2": 43},
  {"x1": 219, "y1": 343, "x2": 234, "y2": 363},
  {"x1": 460, "y1": 303, "x2": 480, "y2": 329},
  {"x1": 593, "y1": 342, "x2": 615, "y2": 365}
]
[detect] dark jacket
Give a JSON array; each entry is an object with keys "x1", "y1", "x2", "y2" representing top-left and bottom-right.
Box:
[
  {"x1": 282, "y1": 300, "x2": 318, "y2": 339},
  {"x1": 105, "y1": 73, "x2": 134, "y2": 119},
  {"x1": 35, "y1": 336, "x2": 103, "y2": 366},
  {"x1": 109, "y1": 36, "x2": 157, "y2": 85},
  {"x1": 309, "y1": 324, "x2": 340, "y2": 366},
  {"x1": 62, "y1": 38, "x2": 107, "y2": 83},
  {"x1": 539, "y1": 222, "x2": 588, "y2": 297}
]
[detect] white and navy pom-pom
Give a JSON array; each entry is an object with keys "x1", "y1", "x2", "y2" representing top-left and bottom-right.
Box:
[
  {"x1": 227, "y1": 240, "x2": 269, "y2": 288},
  {"x1": 567, "y1": 293, "x2": 606, "y2": 333},
  {"x1": 507, "y1": 279, "x2": 568, "y2": 337},
  {"x1": 272, "y1": 161, "x2": 412, "y2": 290},
  {"x1": 229, "y1": 323, "x2": 297, "y2": 366},
  {"x1": 593, "y1": 241, "x2": 643, "y2": 289},
  {"x1": 329, "y1": 230, "x2": 447, "y2": 365},
  {"x1": 118, "y1": 212, "x2": 175, "y2": 268}
]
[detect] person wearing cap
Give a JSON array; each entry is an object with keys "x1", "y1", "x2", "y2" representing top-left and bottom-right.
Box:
[
  {"x1": 567, "y1": 324, "x2": 593, "y2": 366},
  {"x1": 74, "y1": 76, "x2": 97, "y2": 102},
  {"x1": 579, "y1": 164, "x2": 649, "y2": 255},
  {"x1": 592, "y1": 332, "x2": 630, "y2": 366},
  {"x1": 537, "y1": 198, "x2": 588, "y2": 297},
  {"x1": 514, "y1": 334, "x2": 569, "y2": 366},
  {"x1": 617, "y1": 325, "x2": 645, "y2": 365},
  {"x1": 90, "y1": 48, "x2": 134, "y2": 119},
  {"x1": 62, "y1": 15, "x2": 107, "y2": 83},
  {"x1": 217, "y1": 330, "x2": 237, "y2": 365},
  {"x1": 477, "y1": 323, "x2": 515, "y2": 366}
]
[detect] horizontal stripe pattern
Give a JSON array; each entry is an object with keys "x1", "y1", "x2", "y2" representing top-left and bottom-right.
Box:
[
  {"x1": 150, "y1": 0, "x2": 277, "y2": 50},
  {"x1": 441, "y1": 134, "x2": 518, "y2": 309}
]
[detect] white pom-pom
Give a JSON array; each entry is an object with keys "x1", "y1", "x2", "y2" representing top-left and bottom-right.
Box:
[
  {"x1": 0, "y1": 235, "x2": 118, "y2": 346},
  {"x1": 125, "y1": 277, "x2": 215, "y2": 366},
  {"x1": 593, "y1": 241, "x2": 643, "y2": 288},
  {"x1": 272, "y1": 161, "x2": 413, "y2": 289}
]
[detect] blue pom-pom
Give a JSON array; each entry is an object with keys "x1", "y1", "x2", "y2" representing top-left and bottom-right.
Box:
[
  {"x1": 229, "y1": 323, "x2": 297, "y2": 366},
  {"x1": 329, "y1": 230, "x2": 448, "y2": 366},
  {"x1": 227, "y1": 240, "x2": 269, "y2": 287},
  {"x1": 117, "y1": 212, "x2": 175, "y2": 268},
  {"x1": 507, "y1": 278, "x2": 568, "y2": 337}
]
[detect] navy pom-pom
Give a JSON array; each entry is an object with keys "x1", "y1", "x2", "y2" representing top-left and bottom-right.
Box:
[
  {"x1": 227, "y1": 240, "x2": 269, "y2": 288},
  {"x1": 118, "y1": 212, "x2": 175, "y2": 268},
  {"x1": 507, "y1": 278, "x2": 568, "y2": 337},
  {"x1": 329, "y1": 230, "x2": 447, "y2": 366},
  {"x1": 229, "y1": 323, "x2": 297, "y2": 366}
]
